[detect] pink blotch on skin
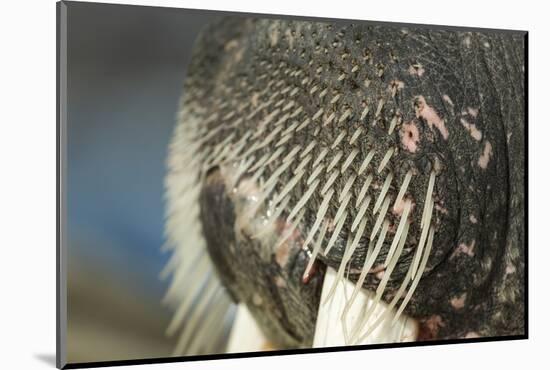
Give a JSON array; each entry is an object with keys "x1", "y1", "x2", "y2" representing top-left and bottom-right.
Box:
[
  {"x1": 423, "y1": 315, "x2": 445, "y2": 335},
  {"x1": 393, "y1": 197, "x2": 415, "y2": 216},
  {"x1": 369, "y1": 264, "x2": 385, "y2": 274},
  {"x1": 506, "y1": 264, "x2": 516, "y2": 275},
  {"x1": 450, "y1": 293, "x2": 467, "y2": 309},
  {"x1": 469, "y1": 215, "x2": 478, "y2": 224},
  {"x1": 435, "y1": 203, "x2": 449, "y2": 215},
  {"x1": 275, "y1": 241, "x2": 290, "y2": 268},
  {"x1": 451, "y1": 240, "x2": 476, "y2": 259},
  {"x1": 415, "y1": 96, "x2": 449, "y2": 140},
  {"x1": 460, "y1": 118, "x2": 482, "y2": 141},
  {"x1": 401, "y1": 122, "x2": 420, "y2": 153},
  {"x1": 393, "y1": 198, "x2": 406, "y2": 215},
  {"x1": 478, "y1": 141, "x2": 493, "y2": 169}
]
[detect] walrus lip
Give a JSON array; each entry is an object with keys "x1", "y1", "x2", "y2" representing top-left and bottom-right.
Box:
[{"x1": 214, "y1": 160, "x2": 421, "y2": 345}]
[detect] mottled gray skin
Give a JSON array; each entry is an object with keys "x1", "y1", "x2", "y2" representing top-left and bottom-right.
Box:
[
  {"x1": 200, "y1": 168, "x2": 325, "y2": 348},
  {"x1": 178, "y1": 17, "x2": 525, "y2": 347}
]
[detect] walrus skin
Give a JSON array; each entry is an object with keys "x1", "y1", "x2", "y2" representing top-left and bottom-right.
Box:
[{"x1": 167, "y1": 17, "x2": 525, "y2": 349}]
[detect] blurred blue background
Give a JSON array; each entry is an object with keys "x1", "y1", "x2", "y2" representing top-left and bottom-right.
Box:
[{"x1": 65, "y1": 2, "x2": 219, "y2": 362}]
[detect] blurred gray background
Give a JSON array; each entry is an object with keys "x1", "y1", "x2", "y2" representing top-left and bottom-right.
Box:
[{"x1": 66, "y1": 1, "x2": 219, "y2": 363}]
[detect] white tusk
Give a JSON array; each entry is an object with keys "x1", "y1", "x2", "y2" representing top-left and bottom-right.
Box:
[{"x1": 313, "y1": 267, "x2": 418, "y2": 347}]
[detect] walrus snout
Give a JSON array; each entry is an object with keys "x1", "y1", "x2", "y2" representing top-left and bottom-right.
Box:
[{"x1": 165, "y1": 16, "x2": 525, "y2": 349}]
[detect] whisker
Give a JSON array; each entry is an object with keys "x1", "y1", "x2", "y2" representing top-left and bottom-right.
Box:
[
  {"x1": 411, "y1": 198, "x2": 434, "y2": 279},
  {"x1": 345, "y1": 219, "x2": 390, "y2": 316},
  {"x1": 355, "y1": 174, "x2": 373, "y2": 207},
  {"x1": 281, "y1": 120, "x2": 300, "y2": 137},
  {"x1": 321, "y1": 170, "x2": 340, "y2": 195},
  {"x1": 351, "y1": 196, "x2": 371, "y2": 232},
  {"x1": 276, "y1": 133, "x2": 293, "y2": 148},
  {"x1": 420, "y1": 171, "x2": 436, "y2": 229},
  {"x1": 296, "y1": 117, "x2": 311, "y2": 132},
  {"x1": 274, "y1": 208, "x2": 306, "y2": 250},
  {"x1": 393, "y1": 170, "x2": 413, "y2": 212},
  {"x1": 370, "y1": 196, "x2": 391, "y2": 241},
  {"x1": 327, "y1": 151, "x2": 344, "y2": 172},
  {"x1": 274, "y1": 112, "x2": 290, "y2": 127},
  {"x1": 282, "y1": 145, "x2": 301, "y2": 163},
  {"x1": 312, "y1": 107, "x2": 324, "y2": 121},
  {"x1": 241, "y1": 165, "x2": 267, "y2": 193},
  {"x1": 338, "y1": 108, "x2": 352, "y2": 123},
  {"x1": 301, "y1": 140, "x2": 317, "y2": 158},
  {"x1": 312, "y1": 148, "x2": 329, "y2": 168},
  {"x1": 287, "y1": 179, "x2": 320, "y2": 221},
  {"x1": 257, "y1": 125, "x2": 283, "y2": 149},
  {"x1": 272, "y1": 170, "x2": 305, "y2": 207},
  {"x1": 358, "y1": 150, "x2": 375, "y2": 175},
  {"x1": 282, "y1": 101, "x2": 295, "y2": 112},
  {"x1": 307, "y1": 163, "x2": 325, "y2": 185},
  {"x1": 360, "y1": 106, "x2": 370, "y2": 121},
  {"x1": 349, "y1": 127, "x2": 363, "y2": 145},
  {"x1": 377, "y1": 148, "x2": 394, "y2": 173},
  {"x1": 262, "y1": 146, "x2": 285, "y2": 167},
  {"x1": 204, "y1": 132, "x2": 236, "y2": 164},
  {"x1": 301, "y1": 189, "x2": 335, "y2": 250},
  {"x1": 375, "y1": 99, "x2": 385, "y2": 117},
  {"x1": 334, "y1": 192, "x2": 352, "y2": 225},
  {"x1": 339, "y1": 174, "x2": 357, "y2": 203},
  {"x1": 253, "y1": 108, "x2": 281, "y2": 138},
  {"x1": 373, "y1": 173, "x2": 393, "y2": 214},
  {"x1": 303, "y1": 220, "x2": 329, "y2": 280},
  {"x1": 379, "y1": 221, "x2": 410, "y2": 294},
  {"x1": 392, "y1": 226, "x2": 435, "y2": 325},
  {"x1": 351, "y1": 222, "x2": 410, "y2": 340},
  {"x1": 294, "y1": 154, "x2": 312, "y2": 174},
  {"x1": 355, "y1": 246, "x2": 415, "y2": 343},
  {"x1": 323, "y1": 211, "x2": 348, "y2": 256},
  {"x1": 325, "y1": 218, "x2": 367, "y2": 304},
  {"x1": 388, "y1": 115, "x2": 399, "y2": 135},
  {"x1": 348, "y1": 219, "x2": 391, "y2": 340},
  {"x1": 331, "y1": 131, "x2": 347, "y2": 149},
  {"x1": 384, "y1": 199, "x2": 412, "y2": 266},
  {"x1": 290, "y1": 105, "x2": 302, "y2": 117},
  {"x1": 248, "y1": 152, "x2": 270, "y2": 173},
  {"x1": 341, "y1": 149, "x2": 360, "y2": 173},
  {"x1": 260, "y1": 158, "x2": 295, "y2": 194}
]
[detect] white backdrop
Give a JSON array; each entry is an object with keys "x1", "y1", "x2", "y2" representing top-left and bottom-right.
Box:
[{"x1": 0, "y1": 0, "x2": 543, "y2": 369}]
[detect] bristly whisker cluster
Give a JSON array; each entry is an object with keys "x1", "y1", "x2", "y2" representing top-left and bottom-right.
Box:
[{"x1": 191, "y1": 66, "x2": 438, "y2": 344}]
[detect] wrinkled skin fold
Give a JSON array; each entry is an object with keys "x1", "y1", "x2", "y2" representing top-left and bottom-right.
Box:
[{"x1": 166, "y1": 17, "x2": 525, "y2": 350}]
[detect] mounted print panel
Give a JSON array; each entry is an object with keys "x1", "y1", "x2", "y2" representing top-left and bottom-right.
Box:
[{"x1": 57, "y1": 1, "x2": 527, "y2": 368}]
